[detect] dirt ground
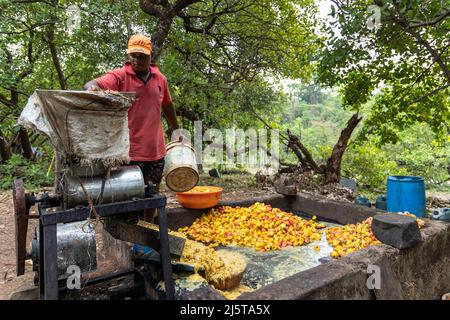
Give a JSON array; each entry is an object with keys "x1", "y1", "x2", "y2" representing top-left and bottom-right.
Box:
[
  {"x1": 0, "y1": 186, "x2": 275, "y2": 300},
  {"x1": 0, "y1": 191, "x2": 37, "y2": 300}
]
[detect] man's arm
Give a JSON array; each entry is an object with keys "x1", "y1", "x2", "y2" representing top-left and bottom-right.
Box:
[
  {"x1": 162, "y1": 102, "x2": 179, "y2": 130},
  {"x1": 162, "y1": 102, "x2": 183, "y2": 141},
  {"x1": 84, "y1": 72, "x2": 120, "y2": 91}
]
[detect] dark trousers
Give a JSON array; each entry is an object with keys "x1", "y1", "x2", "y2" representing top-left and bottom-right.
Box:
[{"x1": 130, "y1": 158, "x2": 165, "y2": 223}]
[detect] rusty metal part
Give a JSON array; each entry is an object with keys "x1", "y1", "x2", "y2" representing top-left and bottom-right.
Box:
[
  {"x1": 13, "y1": 179, "x2": 29, "y2": 276},
  {"x1": 36, "y1": 191, "x2": 174, "y2": 300},
  {"x1": 103, "y1": 218, "x2": 186, "y2": 257}
]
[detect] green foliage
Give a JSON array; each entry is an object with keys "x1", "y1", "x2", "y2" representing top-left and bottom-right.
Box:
[
  {"x1": 0, "y1": 0, "x2": 319, "y2": 158},
  {"x1": 0, "y1": 0, "x2": 448, "y2": 196},
  {"x1": 201, "y1": 174, "x2": 258, "y2": 192},
  {"x1": 382, "y1": 124, "x2": 450, "y2": 185},
  {"x1": 343, "y1": 124, "x2": 450, "y2": 190},
  {"x1": 318, "y1": 0, "x2": 450, "y2": 143},
  {"x1": 278, "y1": 82, "x2": 353, "y2": 164},
  {"x1": 278, "y1": 83, "x2": 449, "y2": 191},
  {"x1": 169, "y1": 0, "x2": 319, "y2": 80},
  {"x1": 342, "y1": 143, "x2": 408, "y2": 190},
  {"x1": 0, "y1": 154, "x2": 54, "y2": 190}
]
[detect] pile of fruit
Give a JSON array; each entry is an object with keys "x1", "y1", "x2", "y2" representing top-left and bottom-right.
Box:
[
  {"x1": 178, "y1": 202, "x2": 326, "y2": 251},
  {"x1": 325, "y1": 214, "x2": 425, "y2": 259},
  {"x1": 325, "y1": 217, "x2": 381, "y2": 258},
  {"x1": 183, "y1": 186, "x2": 219, "y2": 193}
]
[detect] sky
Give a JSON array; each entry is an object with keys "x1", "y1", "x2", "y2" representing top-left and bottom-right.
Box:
[
  {"x1": 317, "y1": 0, "x2": 334, "y2": 20},
  {"x1": 279, "y1": 1, "x2": 337, "y2": 93}
]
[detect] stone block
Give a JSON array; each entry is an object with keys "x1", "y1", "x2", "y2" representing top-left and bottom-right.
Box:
[
  {"x1": 372, "y1": 213, "x2": 422, "y2": 249},
  {"x1": 273, "y1": 174, "x2": 297, "y2": 196}
]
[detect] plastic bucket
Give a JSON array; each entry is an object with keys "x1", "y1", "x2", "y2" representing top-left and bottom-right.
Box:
[
  {"x1": 375, "y1": 195, "x2": 387, "y2": 211},
  {"x1": 176, "y1": 186, "x2": 223, "y2": 209},
  {"x1": 355, "y1": 196, "x2": 371, "y2": 207},
  {"x1": 163, "y1": 140, "x2": 199, "y2": 192},
  {"x1": 386, "y1": 176, "x2": 426, "y2": 217},
  {"x1": 430, "y1": 208, "x2": 450, "y2": 222}
]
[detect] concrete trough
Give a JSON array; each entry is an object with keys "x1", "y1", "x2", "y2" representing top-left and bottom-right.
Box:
[{"x1": 164, "y1": 193, "x2": 450, "y2": 300}]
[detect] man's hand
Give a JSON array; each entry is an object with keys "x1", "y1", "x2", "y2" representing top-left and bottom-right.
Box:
[
  {"x1": 83, "y1": 80, "x2": 102, "y2": 91},
  {"x1": 88, "y1": 85, "x2": 102, "y2": 91},
  {"x1": 171, "y1": 129, "x2": 189, "y2": 143}
]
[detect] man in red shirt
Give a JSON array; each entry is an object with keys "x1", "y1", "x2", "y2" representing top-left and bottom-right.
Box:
[{"x1": 84, "y1": 34, "x2": 181, "y2": 193}]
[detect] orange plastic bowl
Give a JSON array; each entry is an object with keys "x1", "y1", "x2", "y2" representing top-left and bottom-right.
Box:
[{"x1": 176, "y1": 186, "x2": 223, "y2": 209}]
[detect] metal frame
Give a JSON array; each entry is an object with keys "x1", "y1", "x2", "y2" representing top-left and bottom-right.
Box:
[{"x1": 37, "y1": 194, "x2": 175, "y2": 300}]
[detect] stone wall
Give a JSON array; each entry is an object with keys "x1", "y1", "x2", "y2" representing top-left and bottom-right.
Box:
[{"x1": 169, "y1": 193, "x2": 450, "y2": 300}]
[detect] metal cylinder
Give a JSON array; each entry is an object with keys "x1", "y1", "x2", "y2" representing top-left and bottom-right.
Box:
[
  {"x1": 31, "y1": 221, "x2": 97, "y2": 278},
  {"x1": 64, "y1": 165, "x2": 145, "y2": 208},
  {"x1": 163, "y1": 141, "x2": 199, "y2": 192}
]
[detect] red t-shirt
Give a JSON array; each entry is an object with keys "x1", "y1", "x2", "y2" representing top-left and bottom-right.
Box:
[{"x1": 95, "y1": 62, "x2": 172, "y2": 161}]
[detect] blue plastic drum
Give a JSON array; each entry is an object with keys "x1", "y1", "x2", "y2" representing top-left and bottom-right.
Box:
[{"x1": 386, "y1": 176, "x2": 426, "y2": 217}]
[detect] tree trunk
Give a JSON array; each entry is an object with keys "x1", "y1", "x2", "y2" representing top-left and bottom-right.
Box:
[
  {"x1": 151, "y1": 14, "x2": 175, "y2": 63},
  {"x1": 47, "y1": 22, "x2": 66, "y2": 90},
  {"x1": 139, "y1": 0, "x2": 202, "y2": 63},
  {"x1": 286, "y1": 130, "x2": 323, "y2": 174},
  {"x1": 18, "y1": 127, "x2": 33, "y2": 159},
  {"x1": 325, "y1": 113, "x2": 361, "y2": 184},
  {"x1": 0, "y1": 130, "x2": 11, "y2": 162}
]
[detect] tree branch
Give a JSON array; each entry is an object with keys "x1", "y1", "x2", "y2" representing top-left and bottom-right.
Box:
[
  {"x1": 411, "y1": 83, "x2": 450, "y2": 104},
  {"x1": 0, "y1": 93, "x2": 14, "y2": 109},
  {"x1": 176, "y1": 1, "x2": 251, "y2": 35},
  {"x1": 287, "y1": 130, "x2": 323, "y2": 174},
  {"x1": 44, "y1": 9, "x2": 66, "y2": 90},
  {"x1": 385, "y1": 5, "x2": 450, "y2": 82},
  {"x1": 410, "y1": 9, "x2": 450, "y2": 28},
  {"x1": 173, "y1": 0, "x2": 200, "y2": 13},
  {"x1": 139, "y1": 0, "x2": 166, "y2": 17}
]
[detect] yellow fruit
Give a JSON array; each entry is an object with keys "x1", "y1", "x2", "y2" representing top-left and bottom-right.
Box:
[
  {"x1": 325, "y1": 217, "x2": 382, "y2": 259},
  {"x1": 184, "y1": 186, "x2": 219, "y2": 193},
  {"x1": 178, "y1": 203, "x2": 324, "y2": 252}
]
